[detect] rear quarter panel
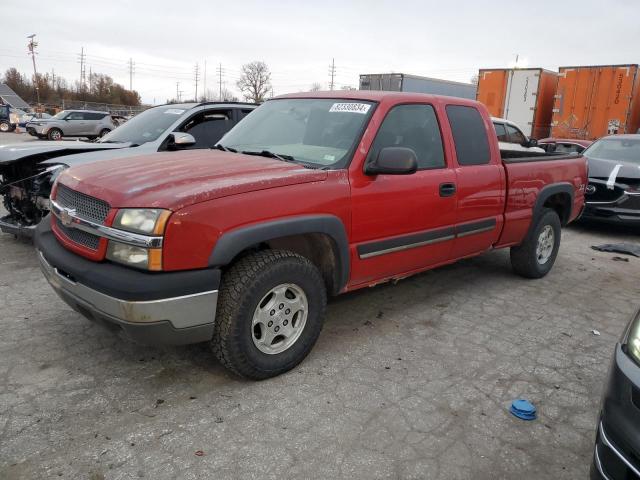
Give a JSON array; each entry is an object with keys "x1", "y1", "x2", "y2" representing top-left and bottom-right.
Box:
[{"x1": 496, "y1": 156, "x2": 587, "y2": 247}]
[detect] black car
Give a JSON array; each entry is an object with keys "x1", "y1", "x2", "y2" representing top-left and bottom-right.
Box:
[
  {"x1": 0, "y1": 101, "x2": 257, "y2": 236},
  {"x1": 583, "y1": 135, "x2": 640, "y2": 225},
  {"x1": 592, "y1": 307, "x2": 640, "y2": 479}
]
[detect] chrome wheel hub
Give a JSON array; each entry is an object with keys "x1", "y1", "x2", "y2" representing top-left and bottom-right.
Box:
[
  {"x1": 252, "y1": 283, "x2": 308, "y2": 355},
  {"x1": 536, "y1": 225, "x2": 555, "y2": 264}
]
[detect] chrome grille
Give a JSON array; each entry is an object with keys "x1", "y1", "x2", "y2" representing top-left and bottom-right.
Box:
[
  {"x1": 55, "y1": 218, "x2": 101, "y2": 250},
  {"x1": 56, "y1": 183, "x2": 110, "y2": 224}
]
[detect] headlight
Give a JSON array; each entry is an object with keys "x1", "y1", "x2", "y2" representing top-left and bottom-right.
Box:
[
  {"x1": 112, "y1": 208, "x2": 171, "y2": 235},
  {"x1": 626, "y1": 309, "x2": 640, "y2": 364},
  {"x1": 106, "y1": 241, "x2": 163, "y2": 271}
]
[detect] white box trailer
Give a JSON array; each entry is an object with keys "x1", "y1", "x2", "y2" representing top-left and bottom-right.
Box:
[{"x1": 477, "y1": 68, "x2": 558, "y2": 138}]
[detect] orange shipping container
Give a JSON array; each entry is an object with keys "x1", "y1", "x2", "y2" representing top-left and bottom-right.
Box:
[
  {"x1": 477, "y1": 68, "x2": 558, "y2": 139},
  {"x1": 551, "y1": 64, "x2": 640, "y2": 140}
]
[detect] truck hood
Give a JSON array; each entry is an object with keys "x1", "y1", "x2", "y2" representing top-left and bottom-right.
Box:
[
  {"x1": 0, "y1": 141, "x2": 129, "y2": 165},
  {"x1": 57, "y1": 149, "x2": 328, "y2": 210}
]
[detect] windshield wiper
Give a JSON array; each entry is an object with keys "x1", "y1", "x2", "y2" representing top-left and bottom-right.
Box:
[
  {"x1": 241, "y1": 150, "x2": 296, "y2": 162},
  {"x1": 213, "y1": 144, "x2": 237, "y2": 153}
]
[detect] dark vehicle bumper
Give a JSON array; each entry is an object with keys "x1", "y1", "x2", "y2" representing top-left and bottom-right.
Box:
[
  {"x1": 582, "y1": 203, "x2": 640, "y2": 225},
  {"x1": 34, "y1": 220, "x2": 220, "y2": 345},
  {"x1": 0, "y1": 214, "x2": 38, "y2": 238},
  {"x1": 591, "y1": 321, "x2": 640, "y2": 479}
]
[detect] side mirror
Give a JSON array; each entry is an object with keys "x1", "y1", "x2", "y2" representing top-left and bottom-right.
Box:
[
  {"x1": 365, "y1": 147, "x2": 418, "y2": 175},
  {"x1": 168, "y1": 132, "x2": 196, "y2": 150},
  {"x1": 525, "y1": 138, "x2": 538, "y2": 148}
]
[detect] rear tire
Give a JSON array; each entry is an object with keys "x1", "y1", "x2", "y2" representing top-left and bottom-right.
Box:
[
  {"x1": 0, "y1": 121, "x2": 10, "y2": 132},
  {"x1": 99, "y1": 128, "x2": 111, "y2": 137},
  {"x1": 510, "y1": 208, "x2": 561, "y2": 279},
  {"x1": 211, "y1": 250, "x2": 327, "y2": 380},
  {"x1": 47, "y1": 128, "x2": 62, "y2": 141}
]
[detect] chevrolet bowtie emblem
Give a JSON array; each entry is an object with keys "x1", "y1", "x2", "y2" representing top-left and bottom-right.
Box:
[{"x1": 59, "y1": 207, "x2": 76, "y2": 227}]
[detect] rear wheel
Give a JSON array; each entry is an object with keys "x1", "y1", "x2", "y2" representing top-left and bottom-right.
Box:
[
  {"x1": 211, "y1": 250, "x2": 327, "y2": 380},
  {"x1": 510, "y1": 208, "x2": 561, "y2": 278},
  {"x1": 47, "y1": 128, "x2": 62, "y2": 141},
  {"x1": 99, "y1": 128, "x2": 111, "y2": 138},
  {"x1": 0, "y1": 121, "x2": 10, "y2": 132}
]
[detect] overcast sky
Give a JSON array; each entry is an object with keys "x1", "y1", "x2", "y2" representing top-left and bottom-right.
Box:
[{"x1": 2, "y1": 0, "x2": 639, "y2": 105}]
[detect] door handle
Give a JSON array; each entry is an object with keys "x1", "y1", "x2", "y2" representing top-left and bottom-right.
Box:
[{"x1": 439, "y1": 182, "x2": 456, "y2": 197}]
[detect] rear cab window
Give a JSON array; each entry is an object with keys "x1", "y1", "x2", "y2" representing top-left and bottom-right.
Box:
[{"x1": 446, "y1": 105, "x2": 491, "y2": 165}]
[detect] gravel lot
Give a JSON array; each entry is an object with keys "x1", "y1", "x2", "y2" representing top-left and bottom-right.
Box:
[{"x1": 0, "y1": 195, "x2": 639, "y2": 478}]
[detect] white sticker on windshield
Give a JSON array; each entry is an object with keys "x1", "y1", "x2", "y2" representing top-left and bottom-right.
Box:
[
  {"x1": 164, "y1": 108, "x2": 185, "y2": 115},
  {"x1": 329, "y1": 103, "x2": 371, "y2": 114}
]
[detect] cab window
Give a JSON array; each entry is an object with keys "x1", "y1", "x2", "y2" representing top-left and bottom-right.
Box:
[
  {"x1": 506, "y1": 124, "x2": 526, "y2": 145},
  {"x1": 368, "y1": 104, "x2": 445, "y2": 169},
  {"x1": 493, "y1": 122, "x2": 508, "y2": 142},
  {"x1": 180, "y1": 109, "x2": 233, "y2": 148}
]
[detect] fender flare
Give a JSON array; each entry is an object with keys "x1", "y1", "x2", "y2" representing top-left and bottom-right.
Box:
[
  {"x1": 533, "y1": 183, "x2": 574, "y2": 226},
  {"x1": 208, "y1": 215, "x2": 350, "y2": 292}
]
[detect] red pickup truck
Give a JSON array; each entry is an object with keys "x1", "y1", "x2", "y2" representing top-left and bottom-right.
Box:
[{"x1": 34, "y1": 91, "x2": 587, "y2": 379}]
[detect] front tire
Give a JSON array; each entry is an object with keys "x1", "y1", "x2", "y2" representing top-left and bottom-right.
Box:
[
  {"x1": 510, "y1": 208, "x2": 561, "y2": 279},
  {"x1": 99, "y1": 128, "x2": 111, "y2": 137},
  {"x1": 211, "y1": 250, "x2": 327, "y2": 380},
  {"x1": 47, "y1": 128, "x2": 63, "y2": 141}
]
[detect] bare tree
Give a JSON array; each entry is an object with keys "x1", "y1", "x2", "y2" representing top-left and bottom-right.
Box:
[
  {"x1": 310, "y1": 82, "x2": 322, "y2": 91},
  {"x1": 470, "y1": 74, "x2": 479, "y2": 86},
  {"x1": 237, "y1": 61, "x2": 272, "y2": 103}
]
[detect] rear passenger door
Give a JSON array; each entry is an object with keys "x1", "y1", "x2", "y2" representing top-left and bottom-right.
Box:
[{"x1": 446, "y1": 105, "x2": 505, "y2": 258}]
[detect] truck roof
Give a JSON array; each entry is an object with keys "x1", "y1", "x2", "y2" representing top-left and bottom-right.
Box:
[{"x1": 275, "y1": 89, "x2": 481, "y2": 106}]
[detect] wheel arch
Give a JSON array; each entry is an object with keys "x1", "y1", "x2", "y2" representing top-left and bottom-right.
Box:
[
  {"x1": 534, "y1": 183, "x2": 574, "y2": 227},
  {"x1": 208, "y1": 215, "x2": 350, "y2": 295}
]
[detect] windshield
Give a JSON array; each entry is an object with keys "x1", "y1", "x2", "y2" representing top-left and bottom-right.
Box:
[
  {"x1": 583, "y1": 137, "x2": 640, "y2": 164},
  {"x1": 52, "y1": 111, "x2": 69, "y2": 119},
  {"x1": 98, "y1": 106, "x2": 187, "y2": 144},
  {"x1": 219, "y1": 98, "x2": 375, "y2": 168}
]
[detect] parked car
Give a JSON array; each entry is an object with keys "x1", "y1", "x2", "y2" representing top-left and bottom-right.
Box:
[
  {"x1": 538, "y1": 138, "x2": 592, "y2": 154},
  {"x1": 492, "y1": 117, "x2": 545, "y2": 153},
  {"x1": 0, "y1": 102, "x2": 257, "y2": 236},
  {"x1": 25, "y1": 110, "x2": 116, "y2": 140},
  {"x1": 591, "y1": 307, "x2": 640, "y2": 479},
  {"x1": 34, "y1": 91, "x2": 586, "y2": 379},
  {"x1": 0, "y1": 104, "x2": 12, "y2": 132},
  {"x1": 18, "y1": 112, "x2": 51, "y2": 128},
  {"x1": 582, "y1": 134, "x2": 640, "y2": 225}
]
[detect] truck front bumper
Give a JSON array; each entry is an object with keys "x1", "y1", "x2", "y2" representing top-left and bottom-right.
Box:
[{"x1": 35, "y1": 220, "x2": 220, "y2": 345}]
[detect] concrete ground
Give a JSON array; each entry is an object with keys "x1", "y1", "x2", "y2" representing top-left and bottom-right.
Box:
[{"x1": 0, "y1": 210, "x2": 639, "y2": 478}]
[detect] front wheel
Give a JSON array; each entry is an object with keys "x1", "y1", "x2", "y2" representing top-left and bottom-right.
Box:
[
  {"x1": 99, "y1": 128, "x2": 111, "y2": 138},
  {"x1": 211, "y1": 250, "x2": 327, "y2": 380},
  {"x1": 47, "y1": 128, "x2": 62, "y2": 141},
  {"x1": 510, "y1": 208, "x2": 561, "y2": 278}
]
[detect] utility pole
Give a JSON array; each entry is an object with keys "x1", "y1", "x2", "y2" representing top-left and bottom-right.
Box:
[
  {"x1": 128, "y1": 58, "x2": 135, "y2": 91},
  {"x1": 51, "y1": 68, "x2": 56, "y2": 88},
  {"x1": 203, "y1": 60, "x2": 207, "y2": 101},
  {"x1": 78, "y1": 47, "x2": 86, "y2": 92},
  {"x1": 328, "y1": 58, "x2": 336, "y2": 90},
  {"x1": 89, "y1": 66, "x2": 92, "y2": 92},
  {"x1": 216, "y1": 63, "x2": 224, "y2": 100},
  {"x1": 176, "y1": 82, "x2": 181, "y2": 101},
  {"x1": 27, "y1": 34, "x2": 41, "y2": 109},
  {"x1": 194, "y1": 62, "x2": 200, "y2": 101}
]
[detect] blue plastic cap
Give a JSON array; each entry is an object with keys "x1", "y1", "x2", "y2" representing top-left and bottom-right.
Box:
[{"x1": 510, "y1": 399, "x2": 537, "y2": 421}]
